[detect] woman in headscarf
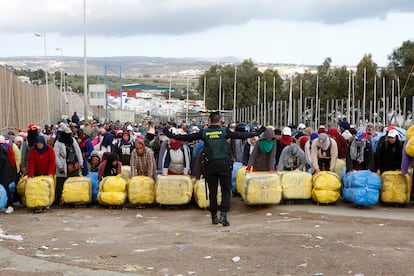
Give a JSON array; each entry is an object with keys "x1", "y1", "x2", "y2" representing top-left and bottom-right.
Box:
[
  {"x1": 160, "y1": 134, "x2": 191, "y2": 175},
  {"x1": 246, "y1": 128, "x2": 277, "y2": 172},
  {"x1": 27, "y1": 135, "x2": 56, "y2": 178},
  {"x1": 98, "y1": 152, "x2": 122, "y2": 181},
  {"x1": 375, "y1": 129, "x2": 402, "y2": 174},
  {"x1": 54, "y1": 127, "x2": 83, "y2": 205},
  {"x1": 346, "y1": 132, "x2": 374, "y2": 173},
  {"x1": 20, "y1": 124, "x2": 39, "y2": 176},
  {"x1": 77, "y1": 131, "x2": 94, "y2": 176},
  {"x1": 115, "y1": 130, "x2": 135, "y2": 166},
  {"x1": 130, "y1": 139, "x2": 157, "y2": 181}
]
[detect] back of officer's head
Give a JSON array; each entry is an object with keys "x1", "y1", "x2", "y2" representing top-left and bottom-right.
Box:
[{"x1": 209, "y1": 112, "x2": 221, "y2": 124}]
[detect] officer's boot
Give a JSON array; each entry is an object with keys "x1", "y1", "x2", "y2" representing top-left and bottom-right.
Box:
[
  {"x1": 219, "y1": 212, "x2": 230, "y2": 226},
  {"x1": 211, "y1": 212, "x2": 219, "y2": 225}
]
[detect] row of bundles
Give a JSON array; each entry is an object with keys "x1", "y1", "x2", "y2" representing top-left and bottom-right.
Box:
[
  {"x1": 15, "y1": 173, "x2": 222, "y2": 208},
  {"x1": 235, "y1": 166, "x2": 341, "y2": 205}
]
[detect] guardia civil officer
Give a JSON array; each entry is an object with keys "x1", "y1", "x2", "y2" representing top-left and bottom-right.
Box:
[{"x1": 164, "y1": 111, "x2": 265, "y2": 226}]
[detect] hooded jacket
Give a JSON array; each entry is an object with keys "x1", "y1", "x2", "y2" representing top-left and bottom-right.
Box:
[{"x1": 247, "y1": 128, "x2": 277, "y2": 171}]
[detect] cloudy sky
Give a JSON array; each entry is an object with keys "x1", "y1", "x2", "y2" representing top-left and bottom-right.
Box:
[{"x1": 0, "y1": 0, "x2": 413, "y2": 66}]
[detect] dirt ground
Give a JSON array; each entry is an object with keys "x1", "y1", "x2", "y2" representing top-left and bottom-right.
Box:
[{"x1": 0, "y1": 197, "x2": 414, "y2": 276}]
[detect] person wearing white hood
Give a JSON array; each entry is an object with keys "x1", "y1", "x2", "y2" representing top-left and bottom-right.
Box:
[{"x1": 242, "y1": 136, "x2": 258, "y2": 166}]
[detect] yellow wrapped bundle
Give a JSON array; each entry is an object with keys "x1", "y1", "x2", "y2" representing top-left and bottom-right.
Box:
[
  {"x1": 17, "y1": 176, "x2": 28, "y2": 205},
  {"x1": 121, "y1": 165, "x2": 131, "y2": 181},
  {"x1": 193, "y1": 178, "x2": 222, "y2": 209},
  {"x1": 335, "y1": 159, "x2": 346, "y2": 177},
  {"x1": 236, "y1": 166, "x2": 247, "y2": 195},
  {"x1": 25, "y1": 176, "x2": 55, "y2": 208},
  {"x1": 155, "y1": 175, "x2": 193, "y2": 205},
  {"x1": 62, "y1": 176, "x2": 92, "y2": 204},
  {"x1": 280, "y1": 170, "x2": 312, "y2": 199},
  {"x1": 241, "y1": 172, "x2": 282, "y2": 205},
  {"x1": 98, "y1": 175, "x2": 127, "y2": 205},
  {"x1": 312, "y1": 171, "x2": 341, "y2": 204},
  {"x1": 128, "y1": 176, "x2": 155, "y2": 204},
  {"x1": 381, "y1": 171, "x2": 412, "y2": 204}
]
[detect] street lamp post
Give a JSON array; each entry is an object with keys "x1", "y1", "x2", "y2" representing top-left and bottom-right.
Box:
[
  {"x1": 35, "y1": 33, "x2": 50, "y2": 125},
  {"x1": 83, "y1": 0, "x2": 89, "y2": 123},
  {"x1": 56, "y1": 48, "x2": 64, "y2": 119}
]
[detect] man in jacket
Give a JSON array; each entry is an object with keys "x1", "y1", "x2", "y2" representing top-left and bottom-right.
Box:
[{"x1": 164, "y1": 111, "x2": 265, "y2": 226}]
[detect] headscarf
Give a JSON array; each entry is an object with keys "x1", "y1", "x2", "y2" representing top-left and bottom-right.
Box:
[
  {"x1": 280, "y1": 135, "x2": 293, "y2": 147},
  {"x1": 103, "y1": 152, "x2": 118, "y2": 176},
  {"x1": 169, "y1": 139, "x2": 185, "y2": 150},
  {"x1": 34, "y1": 135, "x2": 48, "y2": 154},
  {"x1": 77, "y1": 132, "x2": 87, "y2": 149},
  {"x1": 58, "y1": 131, "x2": 73, "y2": 146},
  {"x1": 349, "y1": 132, "x2": 366, "y2": 163},
  {"x1": 121, "y1": 131, "x2": 132, "y2": 145},
  {"x1": 27, "y1": 128, "x2": 39, "y2": 148},
  {"x1": 327, "y1": 127, "x2": 339, "y2": 140},
  {"x1": 14, "y1": 136, "x2": 23, "y2": 144},
  {"x1": 135, "y1": 139, "x2": 146, "y2": 156}
]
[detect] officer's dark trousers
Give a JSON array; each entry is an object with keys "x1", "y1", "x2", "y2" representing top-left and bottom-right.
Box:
[{"x1": 205, "y1": 158, "x2": 232, "y2": 213}]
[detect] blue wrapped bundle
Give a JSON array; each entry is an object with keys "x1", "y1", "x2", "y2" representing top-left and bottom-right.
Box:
[
  {"x1": 86, "y1": 172, "x2": 99, "y2": 203},
  {"x1": 0, "y1": 184, "x2": 7, "y2": 209},
  {"x1": 343, "y1": 170, "x2": 382, "y2": 205},
  {"x1": 232, "y1": 162, "x2": 243, "y2": 192},
  {"x1": 343, "y1": 186, "x2": 380, "y2": 205}
]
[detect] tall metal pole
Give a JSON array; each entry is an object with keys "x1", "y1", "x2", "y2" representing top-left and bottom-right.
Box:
[
  {"x1": 373, "y1": 75, "x2": 377, "y2": 128},
  {"x1": 347, "y1": 71, "x2": 351, "y2": 123},
  {"x1": 363, "y1": 67, "x2": 366, "y2": 125},
  {"x1": 264, "y1": 81, "x2": 267, "y2": 125},
  {"x1": 168, "y1": 76, "x2": 172, "y2": 120},
  {"x1": 299, "y1": 79, "x2": 303, "y2": 124},
  {"x1": 83, "y1": 0, "x2": 89, "y2": 123},
  {"x1": 352, "y1": 73, "x2": 355, "y2": 125},
  {"x1": 218, "y1": 75, "x2": 222, "y2": 111},
  {"x1": 392, "y1": 79, "x2": 395, "y2": 123},
  {"x1": 315, "y1": 75, "x2": 319, "y2": 129},
  {"x1": 383, "y1": 77, "x2": 386, "y2": 125},
  {"x1": 233, "y1": 66, "x2": 237, "y2": 121},
  {"x1": 35, "y1": 33, "x2": 50, "y2": 124},
  {"x1": 288, "y1": 76, "x2": 293, "y2": 125},
  {"x1": 56, "y1": 48, "x2": 63, "y2": 119},
  {"x1": 186, "y1": 76, "x2": 189, "y2": 123},
  {"x1": 203, "y1": 76, "x2": 206, "y2": 111},
  {"x1": 257, "y1": 76, "x2": 260, "y2": 122},
  {"x1": 273, "y1": 76, "x2": 276, "y2": 127}
]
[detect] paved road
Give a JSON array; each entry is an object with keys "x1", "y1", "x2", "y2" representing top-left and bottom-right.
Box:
[{"x1": 0, "y1": 200, "x2": 413, "y2": 275}]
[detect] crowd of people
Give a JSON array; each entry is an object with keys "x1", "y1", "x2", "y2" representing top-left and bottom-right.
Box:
[{"x1": 1, "y1": 111, "x2": 413, "y2": 227}]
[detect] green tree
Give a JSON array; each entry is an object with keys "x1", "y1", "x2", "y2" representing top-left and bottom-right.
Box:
[
  {"x1": 388, "y1": 40, "x2": 414, "y2": 98},
  {"x1": 198, "y1": 59, "x2": 264, "y2": 111}
]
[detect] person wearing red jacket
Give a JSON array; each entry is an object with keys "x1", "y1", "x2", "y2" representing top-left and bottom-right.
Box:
[
  {"x1": 327, "y1": 127, "x2": 348, "y2": 160},
  {"x1": 28, "y1": 136, "x2": 56, "y2": 178}
]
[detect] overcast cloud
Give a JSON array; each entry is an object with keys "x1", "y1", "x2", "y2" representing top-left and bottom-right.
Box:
[{"x1": 0, "y1": 0, "x2": 413, "y2": 66}]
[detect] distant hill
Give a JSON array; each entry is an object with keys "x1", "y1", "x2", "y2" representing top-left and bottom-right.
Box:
[{"x1": 0, "y1": 56, "x2": 241, "y2": 77}]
